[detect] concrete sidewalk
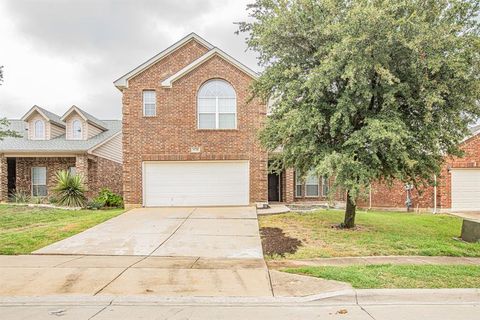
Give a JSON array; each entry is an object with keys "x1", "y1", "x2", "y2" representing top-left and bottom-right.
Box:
[
  {"x1": 1, "y1": 289, "x2": 479, "y2": 319},
  {"x1": 268, "y1": 256, "x2": 480, "y2": 268},
  {"x1": 0, "y1": 255, "x2": 350, "y2": 297}
]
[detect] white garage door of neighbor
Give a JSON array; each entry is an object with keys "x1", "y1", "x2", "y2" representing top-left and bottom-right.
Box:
[
  {"x1": 143, "y1": 161, "x2": 249, "y2": 207},
  {"x1": 451, "y1": 169, "x2": 480, "y2": 211}
]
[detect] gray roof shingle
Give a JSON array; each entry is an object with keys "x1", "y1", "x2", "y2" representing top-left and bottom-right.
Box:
[{"x1": 0, "y1": 119, "x2": 121, "y2": 153}]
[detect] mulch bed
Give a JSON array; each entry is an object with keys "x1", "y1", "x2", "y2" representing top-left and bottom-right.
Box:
[{"x1": 259, "y1": 227, "x2": 302, "y2": 257}]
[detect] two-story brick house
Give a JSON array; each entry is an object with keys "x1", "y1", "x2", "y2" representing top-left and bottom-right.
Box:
[
  {"x1": 116, "y1": 33, "x2": 333, "y2": 208},
  {"x1": 0, "y1": 105, "x2": 122, "y2": 200},
  {"x1": 116, "y1": 33, "x2": 478, "y2": 211}
]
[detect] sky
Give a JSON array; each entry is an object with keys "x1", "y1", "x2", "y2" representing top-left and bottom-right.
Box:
[{"x1": 0, "y1": 0, "x2": 259, "y2": 120}]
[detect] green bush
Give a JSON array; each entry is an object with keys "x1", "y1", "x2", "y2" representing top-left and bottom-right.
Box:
[
  {"x1": 94, "y1": 188, "x2": 123, "y2": 208},
  {"x1": 53, "y1": 170, "x2": 87, "y2": 207},
  {"x1": 85, "y1": 200, "x2": 104, "y2": 210},
  {"x1": 9, "y1": 191, "x2": 30, "y2": 203},
  {"x1": 30, "y1": 196, "x2": 45, "y2": 204}
]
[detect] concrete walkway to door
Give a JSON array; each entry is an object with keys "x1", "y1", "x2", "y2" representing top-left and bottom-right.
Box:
[{"x1": 34, "y1": 207, "x2": 263, "y2": 259}]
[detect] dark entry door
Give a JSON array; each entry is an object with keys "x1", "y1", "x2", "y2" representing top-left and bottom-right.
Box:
[
  {"x1": 268, "y1": 173, "x2": 280, "y2": 202},
  {"x1": 7, "y1": 158, "x2": 16, "y2": 195}
]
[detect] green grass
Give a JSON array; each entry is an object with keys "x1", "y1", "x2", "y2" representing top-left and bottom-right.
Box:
[
  {"x1": 259, "y1": 210, "x2": 480, "y2": 259},
  {"x1": 284, "y1": 264, "x2": 480, "y2": 288},
  {"x1": 0, "y1": 204, "x2": 124, "y2": 254}
]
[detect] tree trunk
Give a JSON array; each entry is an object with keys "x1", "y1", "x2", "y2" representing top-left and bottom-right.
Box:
[{"x1": 343, "y1": 191, "x2": 356, "y2": 229}]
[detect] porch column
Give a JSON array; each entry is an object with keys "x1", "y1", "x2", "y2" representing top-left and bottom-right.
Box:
[
  {"x1": 285, "y1": 168, "x2": 295, "y2": 203},
  {"x1": 0, "y1": 154, "x2": 7, "y2": 202},
  {"x1": 75, "y1": 154, "x2": 89, "y2": 191}
]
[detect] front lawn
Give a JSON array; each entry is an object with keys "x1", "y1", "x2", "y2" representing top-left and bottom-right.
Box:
[
  {"x1": 259, "y1": 210, "x2": 480, "y2": 259},
  {"x1": 284, "y1": 264, "x2": 480, "y2": 289},
  {"x1": 0, "y1": 204, "x2": 124, "y2": 254}
]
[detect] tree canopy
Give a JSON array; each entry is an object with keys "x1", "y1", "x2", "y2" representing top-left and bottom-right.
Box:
[{"x1": 239, "y1": 0, "x2": 480, "y2": 227}]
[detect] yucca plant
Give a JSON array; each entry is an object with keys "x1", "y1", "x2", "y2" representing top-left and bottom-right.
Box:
[{"x1": 53, "y1": 170, "x2": 87, "y2": 207}]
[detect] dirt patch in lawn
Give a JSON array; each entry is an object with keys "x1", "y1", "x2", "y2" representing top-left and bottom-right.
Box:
[{"x1": 260, "y1": 227, "x2": 302, "y2": 257}]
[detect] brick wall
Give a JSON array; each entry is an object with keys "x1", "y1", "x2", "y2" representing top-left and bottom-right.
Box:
[
  {"x1": 0, "y1": 154, "x2": 7, "y2": 201},
  {"x1": 121, "y1": 39, "x2": 268, "y2": 206},
  {"x1": 87, "y1": 156, "x2": 123, "y2": 197},
  {"x1": 15, "y1": 157, "x2": 76, "y2": 197},
  {"x1": 14, "y1": 155, "x2": 123, "y2": 199},
  {"x1": 356, "y1": 133, "x2": 480, "y2": 210}
]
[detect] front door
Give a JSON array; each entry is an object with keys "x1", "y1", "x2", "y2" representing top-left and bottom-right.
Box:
[
  {"x1": 7, "y1": 158, "x2": 16, "y2": 195},
  {"x1": 268, "y1": 173, "x2": 280, "y2": 202}
]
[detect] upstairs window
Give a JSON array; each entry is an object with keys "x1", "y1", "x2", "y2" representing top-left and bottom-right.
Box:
[
  {"x1": 72, "y1": 120, "x2": 82, "y2": 139},
  {"x1": 34, "y1": 120, "x2": 45, "y2": 139},
  {"x1": 143, "y1": 90, "x2": 156, "y2": 117},
  {"x1": 197, "y1": 79, "x2": 236, "y2": 129}
]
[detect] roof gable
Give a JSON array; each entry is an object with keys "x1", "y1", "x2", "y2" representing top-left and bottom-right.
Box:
[
  {"x1": 21, "y1": 105, "x2": 65, "y2": 128},
  {"x1": 61, "y1": 105, "x2": 107, "y2": 130},
  {"x1": 114, "y1": 33, "x2": 214, "y2": 90},
  {"x1": 160, "y1": 48, "x2": 259, "y2": 88}
]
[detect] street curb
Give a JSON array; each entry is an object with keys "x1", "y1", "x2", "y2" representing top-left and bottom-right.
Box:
[{"x1": 0, "y1": 289, "x2": 478, "y2": 306}]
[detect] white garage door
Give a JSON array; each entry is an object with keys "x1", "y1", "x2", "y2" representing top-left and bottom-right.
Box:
[
  {"x1": 451, "y1": 169, "x2": 480, "y2": 211},
  {"x1": 143, "y1": 161, "x2": 249, "y2": 207}
]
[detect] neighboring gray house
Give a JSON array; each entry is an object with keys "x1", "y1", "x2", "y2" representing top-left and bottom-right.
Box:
[{"x1": 0, "y1": 105, "x2": 123, "y2": 201}]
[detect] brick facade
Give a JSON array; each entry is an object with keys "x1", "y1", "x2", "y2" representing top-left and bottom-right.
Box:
[
  {"x1": 15, "y1": 157, "x2": 76, "y2": 197},
  {"x1": 8, "y1": 154, "x2": 123, "y2": 200},
  {"x1": 88, "y1": 156, "x2": 123, "y2": 196},
  {"x1": 0, "y1": 155, "x2": 7, "y2": 201},
  {"x1": 121, "y1": 39, "x2": 268, "y2": 207},
  {"x1": 357, "y1": 133, "x2": 480, "y2": 211}
]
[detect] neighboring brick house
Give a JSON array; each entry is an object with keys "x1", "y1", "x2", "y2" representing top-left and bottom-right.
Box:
[
  {"x1": 0, "y1": 105, "x2": 123, "y2": 200},
  {"x1": 359, "y1": 125, "x2": 480, "y2": 212},
  {"x1": 114, "y1": 33, "x2": 336, "y2": 208}
]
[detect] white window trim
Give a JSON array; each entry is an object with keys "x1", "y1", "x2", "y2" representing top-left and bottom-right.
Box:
[
  {"x1": 68, "y1": 166, "x2": 77, "y2": 176},
  {"x1": 72, "y1": 120, "x2": 82, "y2": 140},
  {"x1": 143, "y1": 90, "x2": 156, "y2": 117},
  {"x1": 33, "y1": 120, "x2": 45, "y2": 140},
  {"x1": 198, "y1": 97, "x2": 237, "y2": 130},
  {"x1": 305, "y1": 179, "x2": 320, "y2": 197},
  {"x1": 31, "y1": 167, "x2": 47, "y2": 197},
  {"x1": 197, "y1": 80, "x2": 237, "y2": 130}
]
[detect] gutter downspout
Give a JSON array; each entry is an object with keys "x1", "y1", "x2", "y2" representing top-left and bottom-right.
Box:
[{"x1": 433, "y1": 174, "x2": 437, "y2": 214}]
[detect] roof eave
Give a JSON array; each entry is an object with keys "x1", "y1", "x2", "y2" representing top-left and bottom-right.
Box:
[
  {"x1": 113, "y1": 32, "x2": 215, "y2": 90},
  {"x1": 161, "y1": 48, "x2": 259, "y2": 88}
]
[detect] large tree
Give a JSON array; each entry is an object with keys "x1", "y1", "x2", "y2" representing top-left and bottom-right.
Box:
[{"x1": 239, "y1": 0, "x2": 480, "y2": 228}]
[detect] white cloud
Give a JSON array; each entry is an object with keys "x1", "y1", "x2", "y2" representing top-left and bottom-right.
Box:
[{"x1": 0, "y1": 0, "x2": 258, "y2": 119}]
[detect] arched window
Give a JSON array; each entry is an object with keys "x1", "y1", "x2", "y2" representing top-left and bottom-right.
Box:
[
  {"x1": 72, "y1": 120, "x2": 82, "y2": 139},
  {"x1": 34, "y1": 120, "x2": 45, "y2": 139},
  {"x1": 197, "y1": 79, "x2": 236, "y2": 129}
]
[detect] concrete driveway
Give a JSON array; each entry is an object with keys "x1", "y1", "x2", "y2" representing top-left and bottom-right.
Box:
[{"x1": 34, "y1": 206, "x2": 263, "y2": 259}]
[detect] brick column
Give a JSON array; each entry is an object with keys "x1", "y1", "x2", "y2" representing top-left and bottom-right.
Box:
[
  {"x1": 285, "y1": 168, "x2": 295, "y2": 203},
  {"x1": 75, "y1": 154, "x2": 89, "y2": 191},
  {"x1": 0, "y1": 154, "x2": 7, "y2": 202}
]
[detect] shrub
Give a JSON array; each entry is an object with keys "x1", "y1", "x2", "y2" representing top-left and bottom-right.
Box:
[
  {"x1": 53, "y1": 170, "x2": 87, "y2": 207},
  {"x1": 30, "y1": 196, "x2": 46, "y2": 204},
  {"x1": 9, "y1": 191, "x2": 30, "y2": 203},
  {"x1": 85, "y1": 200, "x2": 104, "y2": 210},
  {"x1": 94, "y1": 188, "x2": 123, "y2": 208},
  {"x1": 48, "y1": 195, "x2": 58, "y2": 204}
]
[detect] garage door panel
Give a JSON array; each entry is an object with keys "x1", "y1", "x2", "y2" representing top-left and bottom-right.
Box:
[
  {"x1": 451, "y1": 169, "x2": 480, "y2": 211},
  {"x1": 144, "y1": 161, "x2": 249, "y2": 207}
]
